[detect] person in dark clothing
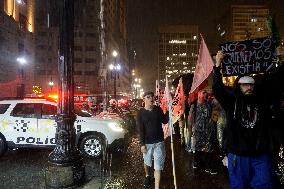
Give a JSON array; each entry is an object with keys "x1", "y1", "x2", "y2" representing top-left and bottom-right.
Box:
[
  {"x1": 213, "y1": 51, "x2": 284, "y2": 189},
  {"x1": 188, "y1": 90, "x2": 218, "y2": 175},
  {"x1": 137, "y1": 91, "x2": 168, "y2": 189}
]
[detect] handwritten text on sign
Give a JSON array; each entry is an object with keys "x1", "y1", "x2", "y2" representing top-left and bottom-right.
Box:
[{"x1": 220, "y1": 36, "x2": 276, "y2": 76}]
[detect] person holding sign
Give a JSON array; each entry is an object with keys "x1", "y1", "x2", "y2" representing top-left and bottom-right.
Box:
[
  {"x1": 137, "y1": 91, "x2": 169, "y2": 189},
  {"x1": 213, "y1": 50, "x2": 284, "y2": 189}
]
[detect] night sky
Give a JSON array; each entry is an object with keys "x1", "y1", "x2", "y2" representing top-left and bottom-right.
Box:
[{"x1": 127, "y1": 0, "x2": 284, "y2": 91}]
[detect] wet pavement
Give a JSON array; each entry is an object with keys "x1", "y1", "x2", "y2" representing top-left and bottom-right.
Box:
[
  {"x1": 0, "y1": 149, "x2": 101, "y2": 189},
  {"x1": 107, "y1": 135, "x2": 230, "y2": 189},
  {"x1": 0, "y1": 135, "x2": 283, "y2": 189}
]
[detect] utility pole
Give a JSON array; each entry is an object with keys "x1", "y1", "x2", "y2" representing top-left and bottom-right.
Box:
[
  {"x1": 113, "y1": 70, "x2": 117, "y2": 99},
  {"x1": 45, "y1": 0, "x2": 85, "y2": 188}
]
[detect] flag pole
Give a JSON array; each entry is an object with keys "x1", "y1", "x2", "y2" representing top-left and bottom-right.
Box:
[
  {"x1": 183, "y1": 112, "x2": 188, "y2": 145},
  {"x1": 166, "y1": 76, "x2": 177, "y2": 189}
]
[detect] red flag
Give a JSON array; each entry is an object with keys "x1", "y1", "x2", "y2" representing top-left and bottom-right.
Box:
[
  {"x1": 160, "y1": 90, "x2": 167, "y2": 113},
  {"x1": 190, "y1": 35, "x2": 214, "y2": 94},
  {"x1": 172, "y1": 78, "x2": 184, "y2": 124},
  {"x1": 155, "y1": 80, "x2": 160, "y2": 106},
  {"x1": 163, "y1": 77, "x2": 174, "y2": 139}
]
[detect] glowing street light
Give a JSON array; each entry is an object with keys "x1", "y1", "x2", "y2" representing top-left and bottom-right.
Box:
[
  {"x1": 16, "y1": 0, "x2": 24, "y2": 4},
  {"x1": 112, "y1": 50, "x2": 118, "y2": 57},
  {"x1": 109, "y1": 64, "x2": 114, "y2": 70},
  {"x1": 17, "y1": 57, "x2": 27, "y2": 65},
  {"x1": 48, "y1": 81, "x2": 54, "y2": 86},
  {"x1": 16, "y1": 56, "x2": 27, "y2": 97},
  {"x1": 109, "y1": 50, "x2": 120, "y2": 99},
  {"x1": 49, "y1": 80, "x2": 54, "y2": 92}
]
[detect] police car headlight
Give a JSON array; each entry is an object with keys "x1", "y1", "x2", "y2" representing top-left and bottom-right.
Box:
[{"x1": 108, "y1": 122, "x2": 124, "y2": 132}]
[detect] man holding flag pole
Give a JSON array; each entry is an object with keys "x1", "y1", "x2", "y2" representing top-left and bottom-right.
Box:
[{"x1": 137, "y1": 91, "x2": 169, "y2": 189}]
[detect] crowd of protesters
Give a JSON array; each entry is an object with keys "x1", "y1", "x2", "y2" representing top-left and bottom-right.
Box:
[{"x1": 137, "y1": 50, "x2": 284, "y2": 188}]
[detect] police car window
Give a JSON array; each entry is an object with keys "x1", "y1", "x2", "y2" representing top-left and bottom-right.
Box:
[
  {"x1": 74, "y1": 105, "x2": 92, "y2": 117},
  {"x1": 11, "y1": 103, "x2": 37, "y2": 118},
  {"x1": 0, "y1": 104, "x2": 10, "y2": 114},
  {"x1": 42, "y1": 104, "x2": 57, "y2": 119}
]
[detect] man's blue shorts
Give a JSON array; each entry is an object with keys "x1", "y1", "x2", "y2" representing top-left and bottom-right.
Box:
[{"x1": 143, "y1": 141, "x2": 166, "y2": 171}]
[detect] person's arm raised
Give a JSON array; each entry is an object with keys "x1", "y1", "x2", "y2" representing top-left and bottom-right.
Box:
[{"x1": 212, "y1": 51, "x2": 234, "y2": 110}]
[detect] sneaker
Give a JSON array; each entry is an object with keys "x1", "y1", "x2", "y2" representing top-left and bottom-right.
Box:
[
  {"x1": 204, "y1": 169, "x2": 211, "y2": 173},
  {"x1": 210, "y1": 169, "x2": 218, "y2": 175},
  {"x1": 192, "y1": 162, "x2": 198, "y2": 169},
  {"x1": 275, "y1": 169, "x2": 282, "y2": 176},
  {"x1": 143, "y1": 176, "x2": 152, "y2": 188},
  {"x1": 185, "y1": 146, "x2": 192, "y2": 153}
]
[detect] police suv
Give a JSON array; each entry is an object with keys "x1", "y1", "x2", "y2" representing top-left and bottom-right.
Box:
[{"x1": 0, "y1": 98, "x2": 126, "y2": 159}]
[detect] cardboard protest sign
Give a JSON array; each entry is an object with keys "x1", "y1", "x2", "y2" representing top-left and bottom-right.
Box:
[{"x1": 220, "y1": 36, "x2": 277, "y2": 76}]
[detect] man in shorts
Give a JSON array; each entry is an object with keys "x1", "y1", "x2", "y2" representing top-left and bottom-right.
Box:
[{"x1": 137, "y1": 91, "x2": 169, "y2": 189}]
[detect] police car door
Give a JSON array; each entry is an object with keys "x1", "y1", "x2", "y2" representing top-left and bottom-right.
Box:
[
  {"x1": 9, "y1": 103, "x2": 40, "y2": 146},
  {"x1": 37, "y1": 103, "x2": 57, "y2": 146}
]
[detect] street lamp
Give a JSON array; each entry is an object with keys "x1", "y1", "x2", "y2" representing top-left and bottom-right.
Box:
[
  {"x1": 133, "y1": 77, "x2": 142, "y2": 98},
  {"x1": 16, "y1": 0, "x2": 24, "y2": 4},
  {"x1": 48, "y1": 80, "x2": 54, "y2": 92},
  {"x1": 133, "y1": 83, "x2": 141, "y2": 98},
  {"x1": 109, "y1": 50, "x2": 120, "y2": 99},
  {"x1": 45, "y1": 0, "x2": 85, "y2": 188},
  {"x1": 17, "y1": 56, "x2": 27, "y2": 97},
  {"x1": 17, "y1": 57, "x2": 27, "y2": 64},
  {"x1": 112, "y1": 50, "x2": 118, "y2": 57}
]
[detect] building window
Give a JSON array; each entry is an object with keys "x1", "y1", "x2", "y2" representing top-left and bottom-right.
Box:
[
  {"x1": 37, "y1": 70, "x2": 46, "y2": 75},
  {"x1": 74, "y1": 71, "x2": 82, "y2": 75},
  {"x1": 85, "y1": 58, "x2": 95, "y2": 63},
  {"x1": 85, "y1": 33, "x2": 96, "y2": 38},
  {"x1": 85, "y1": 71, "x2": 97, "y2": 76},
  {"x1": 74, "y1": 58, "x2": 82, "y2": 63},
  {"x1": 75, "y1": 32, "x2": 83, "y2": 37},
  {"x1": 36, "y1": 45, "x2": 46, "y2": 50},
  {"x1": 37, "y1": 32, "x2": 47, "y2": 36},
  {"x1": 85, "y1": 46, "x2": 95, "y2": 51},
  {"x1": 18, "y1": 43, "x2": 24, "y2": 54},
  {"x1": 74, "y1": 46, "x2": 82, "y2": 51}
]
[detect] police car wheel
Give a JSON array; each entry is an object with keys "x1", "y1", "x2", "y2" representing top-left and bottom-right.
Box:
[
  {"x1": 0, "y1": 134, "x2": 7, "y2": 157},
  {"x1": 79, "y1": 135, "x2": 104, "y2": 159}
]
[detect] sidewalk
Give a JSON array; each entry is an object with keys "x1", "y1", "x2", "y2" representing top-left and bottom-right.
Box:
[{"x1": 81, "y1": 177, "x2": 104, "y2": 189}]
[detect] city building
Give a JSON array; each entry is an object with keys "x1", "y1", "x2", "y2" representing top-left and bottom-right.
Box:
[
  {"x1": 34, "y1": 0, "x2": 59, "y2": 95},
  {"x1": 221, "y1": 5, "x2": 271, "y2": 86},
  {"x1": 103, "y1": 0, "x2": 130, "y2": 98},
  {"x1": 158, "y1": 25, "x2": 199, "y2": 85},
  {"x1": 0, "y1": 0, "x2": 35, "y2": 97},
  {"x1": 33, "y1": 0, "x2": 130, "y2": 101},
  {"x1": 231, "y1": 5, "x2": 270, "y2": 41},
  {"x1": 73, "y1": 0, "x2": 101, "y2": 95}
]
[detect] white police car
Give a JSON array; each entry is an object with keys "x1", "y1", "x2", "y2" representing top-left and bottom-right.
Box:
[{"x1": 0, "y1": 98, "x2": 126, "y2": 159}]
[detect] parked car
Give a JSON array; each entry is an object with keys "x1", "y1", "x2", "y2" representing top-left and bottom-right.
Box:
[{"x1": 0, "y1": 98, "x2": 126, "y2": 159}]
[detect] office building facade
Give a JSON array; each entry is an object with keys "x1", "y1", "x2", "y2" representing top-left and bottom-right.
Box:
[{"x1": 158, "y1": 25, "x2": 199, "y2": 85}]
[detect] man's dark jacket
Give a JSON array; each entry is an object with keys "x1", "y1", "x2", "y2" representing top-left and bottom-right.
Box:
[
  {"x1": 137, "y1": 106, "x2": 168, "y2": 145},
  {"x1": 212, "y1": 64, "x2": 284, "y2": 156}
]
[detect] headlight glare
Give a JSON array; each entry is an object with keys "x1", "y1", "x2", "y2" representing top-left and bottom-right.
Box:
[{"x1": 108, "y1": 122, "x2": 124, "y2": 132}]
